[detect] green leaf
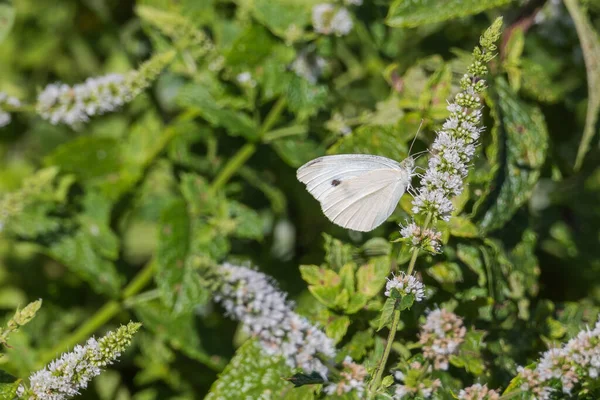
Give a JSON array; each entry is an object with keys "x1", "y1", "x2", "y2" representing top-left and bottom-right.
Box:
[
  {"x1": 427, "y1": 262, "x2": 463, "y2": 290},
  {"x1": 300, "y1": 265, "x2": 340, "y2": 286},
  {"x1": 228, "y1": 201, "x2": 264, "y2": 240},
  {"x1": 48, "y1": 231, "x2": 122, "y2": 297},
  {"x1": 356, "y1": 258, "x2": 390, "y2": 298},
  {"x1": 225, "y1": 24, "x2": 275, "y2": 68},
  {"x1": 386, "y1": 0, "x2": 512, "y2": 28},
  {"x1": 457, "y1": 244, "x2": 486, "y2": 287},
  {"x1": 134, "y1": 301, "x2": 222, "y2": 369},
  {"x1": 250, "y1": 0, "x2": 311, "y2": 42},
  {"x1": 44, "y1": 136, "x2": 122, "y2": 181},
  {"x1": 323, "y1": 234, "x2": 354, "y2": 270},
  {"x1": 270, "y1": 137, "x2": 324, "y2": 168},
  {"x1": 478, "y1": 78, "x2": 548, "y2": 232},
  {"x1": 326, "y1": 315, "x2": 350, "y2": 344},
  {"x1": 329, "y1": 125, "x2": 409, "y2": 163},
  {"x1": 156, "y1": 199, "x2": 205, "y2": 314},
  {"x1": 0, "y1": 369, "x2": 19, "y2": 400},
  {"x1": 398, "y1": 293, "x2": 415, "y2": 311},
  {"x1": 564, "y1": 0, "x2": 600, "y2": 170},
  {"x1": 206, "y1": 340, "x2": 314, "y2": 399},
  {"x1": 177, "y1": 84, "x2": 259, "y2": 140},
  {"x1": 285, "y1": 372, "x2": 325, "y2": 388},
  {"x1": 0, "y1": 1, "x2": 14, "y2": 44},
  {"x1": 286, "y1": 76, "x2": 328, "y2": 120},
  {"x1": 448, "y1": 216, "x2": 479, "y2": 238},
  {"x1": 377, "y1": 298, "x2": 396, "y2": 331}
]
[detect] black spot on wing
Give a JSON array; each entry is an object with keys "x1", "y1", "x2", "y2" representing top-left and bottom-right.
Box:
[{"x1": 331, "y1": 179, "x2": 341, "y2": 186}]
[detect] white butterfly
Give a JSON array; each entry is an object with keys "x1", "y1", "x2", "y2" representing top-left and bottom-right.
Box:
[{"x1": 297, "y1": 154, "x2": 414, "y2": 232}]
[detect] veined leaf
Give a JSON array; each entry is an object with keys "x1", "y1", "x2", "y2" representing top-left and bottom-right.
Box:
[
  {"x1": 156, "y1": 199, "x2": 206, "y2": 314},
  {"x1": 0, "y1": 369, "x2": 20, "y2": 400},
  {"x1": 205, "y1": 340, "x2": 314, "y2": 399},
  {"x1": 386, "y1": 0, "x2": 512, "y2": 28},
  {"x1": 478, "y1": 78, "x2": 548, "y2": 233}
]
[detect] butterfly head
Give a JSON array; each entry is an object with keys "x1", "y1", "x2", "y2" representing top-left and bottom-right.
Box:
[{"x1": 399, "y1": 156, "x2": 415, "y2": 173}]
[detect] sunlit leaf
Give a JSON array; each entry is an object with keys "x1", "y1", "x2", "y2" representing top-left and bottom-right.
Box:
[{"x1": 386, "y1": 0, "x2": 512, "y2": 28}]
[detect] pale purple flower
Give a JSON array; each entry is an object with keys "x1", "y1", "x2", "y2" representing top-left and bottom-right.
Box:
[{"x1": 215, "y1": 263, "x2": 336, "y2": 379}]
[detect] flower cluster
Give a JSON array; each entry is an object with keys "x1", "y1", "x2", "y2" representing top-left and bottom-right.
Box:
[
  {"x1": 458, "y1": 384, "x2": 500, "y2": 400},
  {"x1": 323, "y1": 356, "x2": 367, "y2": 396},
  {"x1": 392, "y1": 362, "x2": 442, "y2": 399},
  {"x1": 409, "y1": 18, "x2": 501, "y2": 235},
  {"x1": 384, "y1": 272, "x2": 425, "y2": 302},
  {"x1": 36, "y1": 51, "x2": 174, "y2": 127},
  {"x1": 17, "y1": 322, "x2": 140, "y2": 400},
  {"x1": 36, "y1": 74, "x2": 132, "y2": 126},
  {"x1": 399, "y1": 222, "x2": 442, "y2": 253},
  {"x1": 214, "y1": 263, "x2": 336, "y2": 379},
  {"x1": 312, "y1": 4, "x2": 353, "y2": 36},
  {"x1": 0, "y1": 92, "x2": 21, "y2": 128},
  {"x1": 515, "y1": 317, "x2": 600, "y2": 398},
  {"x1": 419, "y1": 308, "x2": 466, "y2": 370}
]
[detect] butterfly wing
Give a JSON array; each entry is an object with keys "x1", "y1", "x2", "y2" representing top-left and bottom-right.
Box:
[{"x1": 297, "y1": 155, "x2": 412, "y2": 232}]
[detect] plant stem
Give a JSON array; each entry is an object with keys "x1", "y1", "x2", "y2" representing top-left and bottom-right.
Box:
[
  {"x1": 369, "y1": 212, "x2": 435, "y2": 395},
  {"x1": 368, "y1": 308, "x2": 401, "y2": 396},
  {"x1": 37, "y1": 260, "x2": 156, "y2": 368},
  {"x1": 209, "y1": 142, "x2": 257, "y2": 193},
  {"x1": 208, "y1": 97, "x2": 286, "y2": 194}
]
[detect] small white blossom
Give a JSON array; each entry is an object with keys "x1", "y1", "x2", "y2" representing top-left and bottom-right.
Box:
[
  {"x1": 399, "y1": 221, "x2": 442, "y2": 253},
  {"x1": 312, "y1": 4, "x2": 353, "y2": 36},
  {"x1": 419, "y1": 308, "x2": 466, "y2": 370},
  {"x1": 291, "y1": 52, "x2": 326, "y2": 84},
  {"x1": 0, "y1": 92, "x2": 21, "y2": 128},
  {"x1": 236, "y1": 72, "x2": 256, "y2": 88},
  {"x1": 323, "y1": 356, "x2": 367, "y2": 396},
  {"x1": 458, "y1": 384, "x2": 500, "y2": 400},
  {"x1": 384, "y1": 272, "x2": 425, "y2": 301},
  {"x1": 215, "y1": 263, "x2": 336, "y2": 379}
]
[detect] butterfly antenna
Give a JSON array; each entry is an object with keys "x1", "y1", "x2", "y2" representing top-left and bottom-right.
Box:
[{"x1": 408, "y1": 119, "x2": 424, "y2": 157}]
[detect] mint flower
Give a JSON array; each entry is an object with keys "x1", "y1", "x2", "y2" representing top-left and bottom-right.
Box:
[
  {"x1": 410, "y1": 18, "x2": 501, "y2": 226},
  {"x1": 515, "y1": 317, "x2": 600, "y2": 398},
  {"x1": 458, "y1": 384, "x2": 500, "y2": 400},
  {"x1": 384, "y1": 272, "x2": 425, "y2": 301},
  {"x1": 419, "y1": 308, "x2": 466, "y2": 370},
  {"x1": 312, "y1": 4, "x2": 353, "y2": 36},
  {"x1": 215, "y1": 263, "x2": 336, "y2": 379},
  {"x1": 37, "y1": 74, "x2": 132, "y2": 126},
  {"x1": 399, "y1": 221, "x2": 442, "y2": 253},
  {"x1": 0, "y1": 92, "x2": 21, "y2": 128},
  {"x1": 323, "y1": 356, "x2": 367, "y2": 396},
  {"x1": 36, "y1": 51, "x2": 173, "y2": 127},
  {"x1": 18, "y1": 322, "x2": 141, "y2": 400}
]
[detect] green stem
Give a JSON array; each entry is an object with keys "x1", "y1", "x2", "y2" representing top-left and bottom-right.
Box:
[
  {"x1": 208, "y1": 97, "x2": 286, "y2": 194},
  {"x1": 369, "y1": 212, "x2": 435, "y2": 395},
  {"x1": 37, "y1": 260, "x2": 156, "y2": 368},
  {"x1": 209, "y1": 143, "x2": 256, "y2": 193},
  {"x1": 368, "y1": 308, "x2": 401, "y2": 396}
]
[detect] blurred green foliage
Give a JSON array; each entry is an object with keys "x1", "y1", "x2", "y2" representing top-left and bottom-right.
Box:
[{"x1": 1, "y1": 0, "x2": 600, "y2": 399}]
